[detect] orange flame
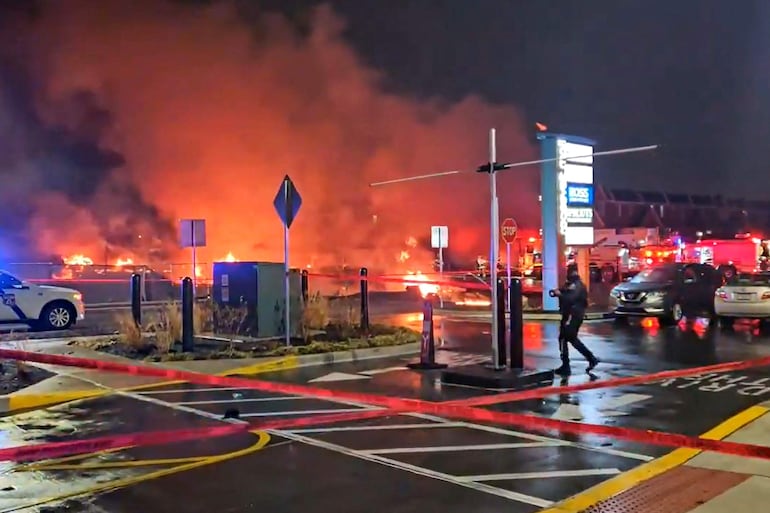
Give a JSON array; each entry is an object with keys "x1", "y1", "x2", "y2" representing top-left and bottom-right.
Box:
[
  {"x1": 115, "y1": 257, "x2": 134, "y2": 266},
  {"x1": 404, "y1": 271, "x2": 439, "y2": 298},
  {"x1": 221, "y1": 252, "x2": 238, "y2": 262},
  {"x1": 64, "y1": 254, "x2": 93, "y2": 266}
]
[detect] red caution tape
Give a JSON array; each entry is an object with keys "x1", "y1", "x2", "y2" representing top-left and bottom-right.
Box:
[
  {"x1": 0, "y1": 348, "x2": 426, "y2": 412},
  {"x1": 446, "y1": 355, "x2": 770, "y2": 408},
  {"x1": 6, "y1": 349, "x2": 770, "y2": 461},
  {"x1": 403, "y1": 405, "x2": 770, "y2": 461},
  {"x1": 0, "y1": 409, "x2": 392, "y2": 464},
  {"x1": 0, "y1": 424, "x2": 246, "y2": 463},
  {"x1": 307, "y1": 272, "x2": 492, "y2": 291},
  {"x1": 5, "y1": 348, "x2": 770, "y2": 416}
]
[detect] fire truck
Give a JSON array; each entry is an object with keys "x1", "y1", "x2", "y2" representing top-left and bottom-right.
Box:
[
  {"x1": 684, "y1": 235, "x2": 768, "y2": 278},
  {"x1": 587, "y1": 228, "x2": 667, "y2": 282}
]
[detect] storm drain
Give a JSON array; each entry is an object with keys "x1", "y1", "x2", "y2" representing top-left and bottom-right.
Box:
[{"x1": 582, "y1": 466, "x2": 748, "y2": 513}]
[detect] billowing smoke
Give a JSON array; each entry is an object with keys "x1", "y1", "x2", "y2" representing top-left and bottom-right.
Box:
[{"x1": 0, "y1": 0, "x2": 539, "y2": 273}]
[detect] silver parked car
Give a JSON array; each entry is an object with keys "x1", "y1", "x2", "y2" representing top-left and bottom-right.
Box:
[{"x1": 714, "y1": 272, "x2": 770, "y2": 328}]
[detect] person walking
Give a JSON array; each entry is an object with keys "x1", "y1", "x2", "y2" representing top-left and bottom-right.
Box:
[{"x1": 552, "y1": 268, "x2": 599, "y2": 375}]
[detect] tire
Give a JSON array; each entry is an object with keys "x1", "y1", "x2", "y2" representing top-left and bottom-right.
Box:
[
  {"x1": 718, "y1": 316, "x2": 735, "y2": 329},
  {"x1": 38, "y1": 301, "x2": 76, "y2": 331},
  {"x1": 613, "y1": 315, "x2": 628, "y2": 325},
  {"x1": 661, "y1": 302, "x2": 684, "y2": 325}
]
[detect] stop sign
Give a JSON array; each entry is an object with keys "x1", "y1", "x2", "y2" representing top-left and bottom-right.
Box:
[{"x1": 501, "y1": 218, "x2": 518, "y2": 244}]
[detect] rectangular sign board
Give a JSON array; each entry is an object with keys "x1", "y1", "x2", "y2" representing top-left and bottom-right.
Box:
[
  {"x1": 180, "y1": 219, "x2": 207, "y2": 248},
  {"x1": 557, "y1": 139, "x2": 594, "y2": 246},
  {"x1": 431, "y1": 226, "x2": 448, "y2": 249}
]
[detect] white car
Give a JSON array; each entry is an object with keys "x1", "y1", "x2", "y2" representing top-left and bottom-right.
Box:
[
  {"x1": 0, "y1": 270, "x2": 85, "y2": 331},
  {"x1": 714, "y1": 272, "x2": 770, "y2": 328}
]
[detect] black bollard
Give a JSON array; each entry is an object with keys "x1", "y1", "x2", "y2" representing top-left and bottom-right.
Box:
[
  {"x1": 407, "y1": 300, "x2": 447, "y2": 369},
  {"x1": 130, "y1": 273, "x2": 142, "y2": 327},
  {"x1": 301, "y1": 269, "x2": 309, "y2": 303},
  {"x1": 360, "y1": 267, "x2": 369, "y2": 333},
  {"x1": 495, "y1": 278, "x2": 507, "y2": 368},
  {"x1": 509, "y1": 277, "x2": 524, "y2": 369},
  {"x1": 181, "y1": 277, "x2": 194, "y2": 352}
]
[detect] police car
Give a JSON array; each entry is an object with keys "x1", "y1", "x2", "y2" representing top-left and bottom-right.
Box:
[{"x1": 0, "y1": 270, "x2": 85, "y2": 330}]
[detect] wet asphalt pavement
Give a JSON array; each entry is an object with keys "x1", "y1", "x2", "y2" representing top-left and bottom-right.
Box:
[{"x1": 4, "y1": 315, "x2": 770, "y2": 512}]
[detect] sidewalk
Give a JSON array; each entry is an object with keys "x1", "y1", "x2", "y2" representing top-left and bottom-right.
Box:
[{"x1": 558, "y1": 403, "x2": 770, "y2": 513}]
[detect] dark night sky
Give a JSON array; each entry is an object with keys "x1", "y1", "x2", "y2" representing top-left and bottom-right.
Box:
[{"x1": 249, "y1": 0, "x2": 770, "y2": 199}]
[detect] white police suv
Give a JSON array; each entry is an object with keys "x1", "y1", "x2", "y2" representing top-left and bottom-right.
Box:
[{"x1": 0, "y1": 270, "x2": 85, "y2": 331}]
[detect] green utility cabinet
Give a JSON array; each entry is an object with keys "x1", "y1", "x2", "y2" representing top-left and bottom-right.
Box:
[{"x1": 212, "y1": 261, "x2": 303, "y2": 338}]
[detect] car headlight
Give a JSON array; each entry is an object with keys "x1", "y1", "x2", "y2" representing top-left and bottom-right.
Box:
[
  {"x1": 610, "y1": 289, "x2": 621, "y2": 298},
  {"x1": 646, "y1": 291, "x2": 665, "y2": 299},
  {"x1": 72, "y1": 293, "x2": 82, "y2": 301}
]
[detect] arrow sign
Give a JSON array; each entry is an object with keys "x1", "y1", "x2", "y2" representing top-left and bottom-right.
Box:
[
  {"x1": 550, "y1": 393, "x2": 651, "y2": 421},
  {"x1": 273, "y1": 175, "x2": 302, "y2": 229},
  {"x1": 309, "y1": 372, "x2": 371, "y2": 383}
]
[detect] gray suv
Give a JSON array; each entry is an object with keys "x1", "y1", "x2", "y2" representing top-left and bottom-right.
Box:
[{"x1": 609, "y1": 263, "x2": 722, "y2": 324}]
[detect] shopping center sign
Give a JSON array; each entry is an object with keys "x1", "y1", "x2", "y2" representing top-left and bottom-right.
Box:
[{"x1": 557, "y1": 139, "x2": 594, "y2": 245}]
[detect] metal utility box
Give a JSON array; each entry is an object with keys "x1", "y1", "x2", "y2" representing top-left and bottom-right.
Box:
[{"x1": 212, "y1": 261, "x2": 303, "y2": 338}]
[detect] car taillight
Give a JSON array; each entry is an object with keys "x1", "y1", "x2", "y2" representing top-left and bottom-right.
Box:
[
  {"x1": 716, "y1": 289, "x2": 728, "y2": 299},
  {"x1": 762, "y1": 292, "x2": 770, "y2": 300}
]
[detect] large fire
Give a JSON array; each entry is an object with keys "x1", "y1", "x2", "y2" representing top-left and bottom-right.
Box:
[{"x1": 2, "y1": 2, "x2": 540, "y2": 273}]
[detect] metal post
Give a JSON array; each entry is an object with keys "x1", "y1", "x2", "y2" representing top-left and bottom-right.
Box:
[
  {"x1": 301, "y1": 269, "x2": 309, "y2": 303},
  {"x1": 130, "y1": 273, "x2": 142, "y2": 327},
  {"x1": 489, "y1": 128, "x2": 502, "y2": 369},
  {"x1": 283, "y1": 223, "x2": 290, "y2": 346},
  {"x1": 495, "y1": 277, "x2": 506, "y2": 368},
  {"x1": 509, "y1": 277, "x2": 524, "y2": 369},
  {"x1": 506, "y1": 241, "x2": 512, "y2": 312},
  {"x1": 360, "y1": 267, "x2": 369, "y2": 333},
  {"x1": 181, "y1": 277, "x2": 194, "y2": 352},
  {"x1": 438, "y1": 245, "x2": 444, "y2": 308}
]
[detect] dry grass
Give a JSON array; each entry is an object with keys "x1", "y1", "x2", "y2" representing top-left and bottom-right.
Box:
[
  {"x1": 153, "y1": 302, "x2": 181, "y2": 353},
  {"x1": 328, "y1": 295, "x2": 358, "y2": 327},
  {"x1": 11, "y1": 338, "x2": 33, "y2": 379},
  {"x1": 114, "y1": 310, "x2": 144, "y2": 349},
  {"x1": 302, "y1": 292, "x2": 329, "y2": 334}
]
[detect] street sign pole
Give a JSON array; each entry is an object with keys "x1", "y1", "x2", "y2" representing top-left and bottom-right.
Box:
[
  {"x1": 191, "y1": 230, "x2": 197, "y2": 292},
  {"x1": 506, "y1": 241, "x2": 511, "y2": 296},
  {"x1": 282, "y1": 180, "x2": 291, "y2": 348},
  {"x1": 431, "y1": 226, "x2": 448, "y2": 309},
  {"x1": 500, "y1": 217, "x2": 518, "y2": 313},
  {"x1": 438, "y1": 230, "x2": 444, "y2": 308},
  {"x1": 488, "y1": 129, "x2": 502, "y2": 370},
  {"x1": 179, "y1": 219, "x2": 206, "y2": 295},
  {"x1": 273, "y1": 175, "x2": 303, "y2": 347}
]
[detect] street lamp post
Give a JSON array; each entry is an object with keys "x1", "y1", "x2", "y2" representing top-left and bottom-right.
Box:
[{"x1": 487, "y1": 129, "x2": 503, "y2": 369}]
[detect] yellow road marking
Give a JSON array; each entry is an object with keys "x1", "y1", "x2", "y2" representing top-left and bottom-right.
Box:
[
  {"x1": 2, "y1": 430, "x2": 271, "y2": 512},
  {"x1": 20, "y1": 456, "x2": 209, "y2": 471},
  {"x1": 7, "y1": 390, "x2": 106, "y2": 412},
  {"x1": 12, "y1": 447, "x2": 126, "y2": 470},
  {"x1": 538, "y1": 405, "x2": 769, "y2": 513}
]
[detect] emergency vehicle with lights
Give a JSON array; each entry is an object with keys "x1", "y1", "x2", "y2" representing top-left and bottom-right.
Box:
[
  {"x1": 684, "y1": 234, "x2": 768, "y2": 279},
  {"x1": 0, "y1": 270, "x2": 85, "y2": 330}
]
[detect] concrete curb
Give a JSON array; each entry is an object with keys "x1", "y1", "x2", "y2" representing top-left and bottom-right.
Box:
[{"x1": 0, "y1": 342, "x2": 421, "y2": 413}]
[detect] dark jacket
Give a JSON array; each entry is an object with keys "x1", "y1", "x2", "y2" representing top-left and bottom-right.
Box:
[
  {"x1": 560, "y1": 279, "x2": 588, "y2": 316},
  {"x1": 557, "y1": 281, "x2": 570, "y2": 316}
]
